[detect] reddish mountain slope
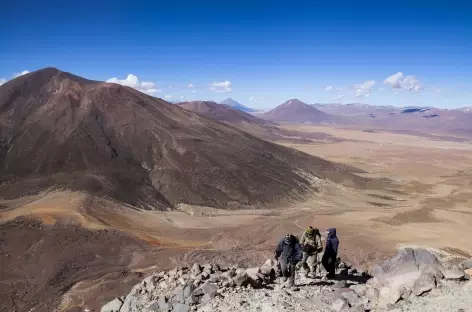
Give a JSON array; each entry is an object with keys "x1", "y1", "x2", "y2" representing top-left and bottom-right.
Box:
[{"x1": 0, "y1": 68, "x2": 367, "y2": 210}]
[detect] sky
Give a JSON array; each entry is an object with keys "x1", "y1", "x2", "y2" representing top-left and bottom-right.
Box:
[{"x1": 1, "y1": 0, "x2": 471, "y2": 110}]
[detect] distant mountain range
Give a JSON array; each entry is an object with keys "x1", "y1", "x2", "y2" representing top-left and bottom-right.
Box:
[
  {"x1": 260, "y1": 99, "x2": 339, "y2": 123},
  {"x1": 219, "y1": 98, "x2": 258, "y2": 112},
  {"x1": 177, "y1": 101, "x2": 268, "y2": 125}
]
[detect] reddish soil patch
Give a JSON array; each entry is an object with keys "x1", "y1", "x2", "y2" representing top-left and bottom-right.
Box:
[{"x1": 0, "y1": 217, "x2": 150, "y2": 312}]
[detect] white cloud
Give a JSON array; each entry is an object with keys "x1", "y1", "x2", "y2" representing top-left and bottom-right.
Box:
[
  {"x1": 353, "y1": 80, "x2": 376, "y2": 98},
  {"x1": 191, "y1": 90, "x2": 197, "y2": 93},
  {"x1": 12, "y1": 70, "x2": 30, "y2": 78},
  {"x1": 209, "y1": 80, "x2": 232, "y2": 93},
  {"x1": 384, "y1": 72, "x2": 422, "y2": 92},
  {"x1": 325, "y1": 85, "x2": 333, "y2": 91},
  {"x1": 107, "y1": 74, "x2": 162, "y2": 94},
  {"x1": 249, "y1": 96, "x2": 264, "y2": 102},
  {"x1": 164, "y1": 95, "x2": 172, "y2": 99},
  {"x1": 188, "y1": 83, "x2": 194, "y2": 88},
  {"x1": 333, "y1": 93, "x2": 344, "y2": 102},
  {"x1": 0, "y1": 70, "x2": 30, "y2": 86}
]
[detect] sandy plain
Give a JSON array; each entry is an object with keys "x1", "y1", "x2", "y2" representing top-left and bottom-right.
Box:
[{"x1": 1, "y1": 125, "x2": 472, "y2": 311}]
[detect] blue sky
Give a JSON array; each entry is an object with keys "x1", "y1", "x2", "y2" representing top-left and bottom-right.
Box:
[{"x1": 1, "y1": 0, "x2": 471, "y2": 109}]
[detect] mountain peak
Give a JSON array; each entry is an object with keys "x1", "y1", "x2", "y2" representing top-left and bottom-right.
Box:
[{"x1": 219, "y1": 98, "x2": 257, "y2": 112}]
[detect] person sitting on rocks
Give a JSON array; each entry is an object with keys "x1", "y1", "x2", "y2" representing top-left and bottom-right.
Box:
[
  {"x1": 322, "y1": 228, "x2": 339, "y2": 279},
  {"x1": 275, "y1": 234, "x2": 302, "y2": 288},
  {"x1": 300, "y1": 226, "x2": 323, "y2": 278}
]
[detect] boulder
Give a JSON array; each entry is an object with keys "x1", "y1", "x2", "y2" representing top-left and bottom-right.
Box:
[
  {"x1": 413, "y1": 270, "x2": 436, "y2": 296},
  {"x1": 366, "y1": 277, "x2": 381, "y2": 289},
  {"x1": 208, "y1": 272, "x2": 222, "y2": 283},
  {"x1": 378, "y1": 286, "x2": 402, "y2": 307},
  {"x1": 173, "y1": 303, "x2": 190, "y2": 312},
  {"x1": 152, "y1": 296, "x2": 171, "y2": 311},
  {"x1": 460, "y1": 258, "x2": 472, "y2": 270},
  {"x1": 232, "y1": 272, "x2": 249, "y2": 287},
  {"x1": 203, "y1": 264, "x2": 213, "y2": 275},
  {"x1": 365, "y1": 287, "x2": 379, "y2": 302},
  {"x1": 349, "y1": 284, "x2": 367, "y2": 297},
  {"x1": 333, "y1": 280, "x2": 348, "y2": 289},
  {"x1": 193, "y1": 281, "x2": 218, "y2": 298},
  {"x1": 260, "y1": 259, "x2": 276, "y2": 277},
  {"x1": 422, "y1": 265, "x2": 443, "y2": 281},
  {"x1": 201, "y1": 272, "x2": 210, "y2": 280},
  {"x1": 221, "y1": 270, "x2": 236, "y2": 280},
  {"x1": 442, "y1": 265, "x2": 466, "y2": 280},
  {"x1": 340, "y1": 289, "x2": 360, "y2": 306},
  {"x1": 349, "y1": 305, "x2": 365, "y2": 312},
  {"x1": 191, "y1": 263, "x2": 202, "y2": 275},
  {"x1": 101, "y1": 298, "x2": 123, "y2": 312},
  {"x1": 331, "y1": 298, "x2": 349, "y2": 312},
  {"x1": 465, "y1": 268, "x2": 472, "y2": 277},
  {"x1": 118, "y1": 283, "x2": 143, "y2": 312},
  {"x1": 371, "y1": 248, "x2": 441, "y2": 290}
]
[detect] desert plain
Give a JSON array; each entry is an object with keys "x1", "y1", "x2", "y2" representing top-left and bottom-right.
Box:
[{"x1": 1, "y1": 124, "x2": 471, "y2": 311}]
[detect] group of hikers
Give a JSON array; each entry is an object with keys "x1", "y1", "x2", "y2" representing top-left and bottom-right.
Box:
[{"x1": 274, "y1": 226, "x2": 339, "y2": 288}]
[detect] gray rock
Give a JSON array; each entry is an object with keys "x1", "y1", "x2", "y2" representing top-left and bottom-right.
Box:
[
  {"x1": 246, "y1": 267, "x2": 263, "y2": 288},
  {"x1": 413, "y1": 270, "x2": 436, "y2": 296},
  {"x1": 191, "y1": 263, "x2": 202, "y2": 275},
  {"x1": 221, "y1": 270, "x2": 235, "y2": 280},
  {"x1": 365, "y1": 287, "x2": 379, "y2": 302},
  {"x1": 349, "y1": 304, "x2": 365, "y2": 312},
  {"x1": 366, "y1": 277, "x2": 381, "y2": 289},
  {"x1": 350, "y1": 284, "x2": 367, "y2": 297},
  {"x1": 422, "y1": 265, "x2": 444, "y2": 281},
  {"x1": 118, "y1": 283, "x2": 143, "y2": 312},
  {"x1": 208, "y1": 271, "x2": 222, "y2": 283},
  {"x1": 442, "y1": 266, "x2": 466, "y2": 280},
  {"x1": 331, "y1": 298, "x2": 349, "y2": 312},
  {"x1": 333, "y1": 280, "x2": 348, "y2": 289},
  {"x1": 372, "y1": 248, "x2": 442, "y2": 287},
  {"x1": 341, "y1": 289, "x2": 360, "y2": 306},
  {"x1": 235, "y1": 268, "x2": 245, "y2": 275},
  {"x1": 193, "y1": 281, "x2": 218, "y2": 297},
  {"x1": 232, "y1": 272, "x2": 249, "y2": 287},
  {"x1": 201, "y1": 272, "x2": 210, "y2": 280},
  {"x1": 173, "y1": 303, "x2": 190, "y2": 312},
  {"x1": 203, "y1": 264, "x2": 213, "y2": 274},
  {"x1": 168, "y1": 268, "x2": 178, "y2": 277},
  {"x1": 460, "y1": 258, "x2": 472, "y2": 270},
  {"x1": 378, "y1": 286, "x2": 402, "y2": 307},
  {"x1": 101, "y1": 298, "x2": 123, "y2": 312}
]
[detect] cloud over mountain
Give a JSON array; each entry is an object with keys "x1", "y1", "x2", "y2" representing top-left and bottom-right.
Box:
[
  {"x1": 354, "y1": 80, "x2": 376, "y2": 98},
  {"x1": 107, "y1": 74, "x2": 161, "y2": 94},
  {"x1": 209, "y1": 81, "x2": 232, "y2": 93},
  {"x1": 384, "y1": 72, "x2": 422, "y2": 92}
]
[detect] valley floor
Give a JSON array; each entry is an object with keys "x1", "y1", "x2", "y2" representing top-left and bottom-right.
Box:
[{"x1": 1, "y1": 125, "x2": 472, "y2": 312}]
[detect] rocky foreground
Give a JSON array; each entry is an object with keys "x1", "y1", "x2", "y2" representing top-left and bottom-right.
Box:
[{"x1": 102, "y1": 248, "x2": 472, "y2": 312}]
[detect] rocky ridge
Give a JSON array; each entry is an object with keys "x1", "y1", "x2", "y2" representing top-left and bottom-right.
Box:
[{"x1": 101, "y1": 248, "x2": 472, "y2": 312}]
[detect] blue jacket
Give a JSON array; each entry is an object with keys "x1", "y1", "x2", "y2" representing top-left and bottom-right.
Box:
[{"x1": 275, "y1": 235, "x2": 302, "y2": 263}]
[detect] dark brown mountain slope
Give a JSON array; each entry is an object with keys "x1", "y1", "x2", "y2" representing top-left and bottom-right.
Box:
[
  {"x1": 261, "y1": 99, "x2": 340, "y2": 123},
  {"x1": 0, "y1": 68, "x2": 367, "y2": 210}
]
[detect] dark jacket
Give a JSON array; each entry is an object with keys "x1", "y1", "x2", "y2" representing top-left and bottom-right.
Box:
[
  {"x1": 275, "y1": 235, "x2": 302, "y2": 263},
  {"x1": 325, "y1": 228, "x2": 339, "y2": 256}
]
